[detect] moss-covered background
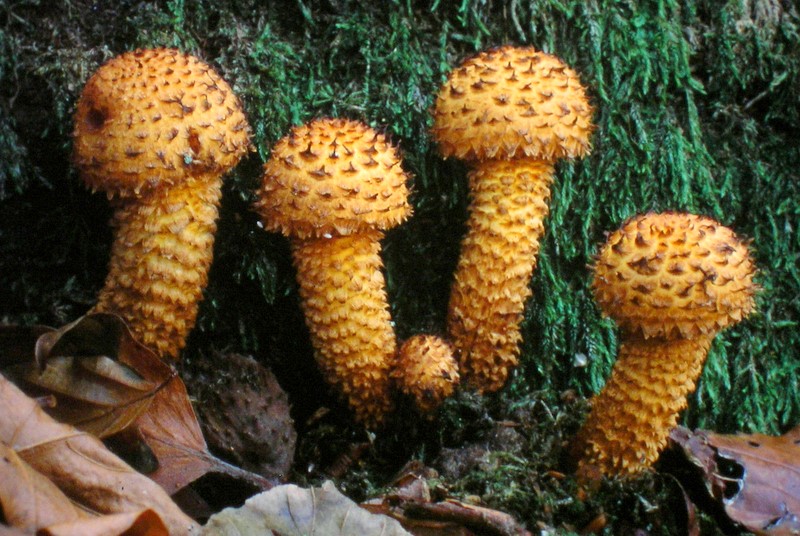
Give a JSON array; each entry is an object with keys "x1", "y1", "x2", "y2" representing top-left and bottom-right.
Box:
[{"x1": 2, "y1": 0, "x2": 799, "y2": 532}]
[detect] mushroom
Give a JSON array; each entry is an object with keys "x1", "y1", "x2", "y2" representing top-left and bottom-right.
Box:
[
  {"x1": 571, "y1": 212, "x2": 758, "y2": 476},
  {"x1": 253, "y1": 117, "x2": 411, "y2": 427},
  {"x1": 392, "y1": 334, "x2": 460, "y2": 415},
  {"x1": 432, "y1": 45, "x2": 594, "y2": 393},
  {"x1": 73, "y1": 48, "x2": 251, "y2": 359}
]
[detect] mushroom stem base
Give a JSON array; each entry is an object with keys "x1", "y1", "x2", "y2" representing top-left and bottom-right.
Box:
[
  {"x1": 572, "y1": 334, "x2": 714, "y2": 476},
  {"x1": 447, "y1": 158, "x2": 555, "y2": 393},
  {"x1": 291, "y1": 231, "x2": 397, "y2": 428}
]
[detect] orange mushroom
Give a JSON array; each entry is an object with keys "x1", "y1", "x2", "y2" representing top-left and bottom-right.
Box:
[
  {"x1": 572, "y1": 212, "x2": 758, "y2": 476},
  {"x1": 253, "y1": 118, "x2": 411, "y2": 427},
  {"x1": 72, "y1": 48, "x2": 251, "y2": 359},
  {"x1": 392, "y1": 334, "x2": 460, "y2": 415},
  {"x1": 432, "y1": 45, "x2": 594, "y2": 393}
]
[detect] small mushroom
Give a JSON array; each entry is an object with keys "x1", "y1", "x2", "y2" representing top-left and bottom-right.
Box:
[
  {"x1": 392, "y1": 334, "x2": 460, "y2": 415},
  {"x1": 432, "y1": 46, "x2": 594, "y2": 393},
  {"x1": 571, "y1": 212, "x2": 758, "y2": 476},
  {"x1": 73, "y1": 48, "x2": 251, "y2": 359},
  {"x1": 253, "y1": 118, "x2": 411, "y2": 427}
]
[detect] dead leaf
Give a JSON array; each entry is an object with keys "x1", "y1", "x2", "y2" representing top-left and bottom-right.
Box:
[
  {"x1": 38, "y1": 510, "x2": 169, "y2": 536},
  {"x1": 3, "y1": 314, "x2": 167, "y2": 438},
  {"x1": 0, "y1": 443, "x2": 89, "y2": 530},
  {"x1": 201, "y1": 481, "x2": 412, "y2": 535},
  {"x1": 669, "y1": 425, "x2": 800, "y2": 535},
  {"x1": 3, "y1": 314, "x2": 271, "y2": 495},
  {"x1": 0, "y1": 372, "x2": 198, "y2": 534}
]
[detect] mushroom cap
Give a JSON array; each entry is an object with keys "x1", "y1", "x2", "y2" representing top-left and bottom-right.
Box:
[
  {"x1": 432, "y1": 45, "x2": 594, "y2": 162},
  {"x1": 392, "y1": 334, "x2": 460, "y2": 414},
  {"x1": 73, "y1": 48, "x2": 251, "y2": 198},
  {"x1": 255, "y1": 117, "x2": 412, "y2": 240},
  {"x1": 592, "y1": 212, "x2": 758, "y2": 339}
]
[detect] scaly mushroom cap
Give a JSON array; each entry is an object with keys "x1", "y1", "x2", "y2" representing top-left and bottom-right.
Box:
[
  {"x1": 592, "y1": 212, "x2": 758, "y2": 339},
  {"x1": 432, "y1": 45, "x2": 593, "y2": 162},
  {"x1": 255, "y1": 118, "x2": 412, "y2": 240},
  {"x1": 392, "y1": 334, "x2": 460, "y2": 414},
  {"x1": 73, "y1": 48, "x2": 251, "y2": 198}
]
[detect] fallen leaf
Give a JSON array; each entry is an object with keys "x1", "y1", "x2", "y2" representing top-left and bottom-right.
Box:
[
  {"x1": 0, "y1": 443, "x2": 89, "y2": 530},
  {"x1": 0, "y1": 372, "x2": 198, "y2": 534},
  {"x1": 39, "y1": 510, "x2": 169, "y2": 536},
  {"x1": 5, "y1": 314, "x2": 272, "y2": 495},
  {"x1": 669, "y1": 425, "x2": 800, "y2": 535},
  {"x1": 3, "y1": 314, "x2": 166, "y2": 438},
  {"x1": 201, "y1": 481, "x2": 412, "y2": 535}
]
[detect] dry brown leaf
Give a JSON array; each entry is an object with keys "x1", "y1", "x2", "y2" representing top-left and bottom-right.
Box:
[
  {"x1": 132, "y1": 356, "x2": 273, "y2": 494},
  {"x1": 0, "y1": 443, "x2": 89, "y2": 530},
  {"x1": 38, "y1": 510, "x2": 168, "y2": 536},
  {"x1": 202, "y1": 481, "x2": 412, "y2": 535},
  {"x1": 3, "y1": 314, "x2": 270, "y2": 495},
  {"x1": 0, "y1": 524, "x2": 30, "y2": 535},
  {"x1": 0, "y1": 372, "x2": 198, "y2": 534},
  {"x1": 3, "y1": 314, "x2": 167, "y2": 438},
  {"x1": 670, "y1": 426, "x2": 800, "y2": 535}
]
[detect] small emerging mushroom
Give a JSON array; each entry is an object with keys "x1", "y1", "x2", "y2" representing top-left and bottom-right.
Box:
[
  {"x1": 253, "y1": 118, "x2": 411, "y2": 428},
  {"x1": 392, "y1": 334, "x2": 460, "y2": 415},
  {"x1": 73, "y1": 48, "x2": 251, "y2": 359},
  {"x1": 432, "y1": 45, "x2": 594, "y2": 393},
  {"x1": 571, "y1": 212, "x2": 758, "y2": 476}
]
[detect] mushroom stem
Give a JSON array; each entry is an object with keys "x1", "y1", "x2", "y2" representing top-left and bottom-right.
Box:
[
  {"x1": 572, "y1": 334, "x2": 713, "y2": 475},
  {"x1": 91, "y1": 175, "x2": 221, "y2": 359},
  {"x1": 448, "y1": 158, "x2": 554, "y2": 392},
  {"x1": 291, "y1": 231, "x2": 396, "y2": 427}
]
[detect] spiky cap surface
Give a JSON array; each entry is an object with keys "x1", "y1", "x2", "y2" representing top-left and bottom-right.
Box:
[
  {"x1": 593, "y1": 212, "x2": 758, "y2": 339},
  {"x1": 393, "y1": 334, "x2": 460, "y2": 414},
  {"x1": 255, "y1": 118, "x2": 412, "y2": 240},
  {"x1": 432, "y1": 45, "x2": 593, "y2": 162},
  {"x1": 73, "y1": 48, "x2": 251, "y2": 198}
]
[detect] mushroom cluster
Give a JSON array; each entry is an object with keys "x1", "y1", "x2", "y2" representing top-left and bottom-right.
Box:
[
  {"x1": 572, "y1": 212, "x2": 758, "y2": 476},
  {"x1": 73, "y1": 48, "x2": 251, "y2": 359},
  {"x1": 253, "y1": 117, "x2": 412, "y2": 427},
  {"x1": 432, "y1": 45, "x2": 594, "y2": 393}
]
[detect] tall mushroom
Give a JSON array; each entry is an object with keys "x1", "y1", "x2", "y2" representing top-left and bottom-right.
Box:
[
  {"x1": 432, "y1": 45, "x2": 594, "y2": 393},
  {"x1": 73, "y1": 48, "x2": 251, "y2": 359},
  {"x1": 253, "y1": 117, "x2": 411, "y2": 427},
  {"x1": 572, "y1": 212, "x2": 758, "y2": 476}
]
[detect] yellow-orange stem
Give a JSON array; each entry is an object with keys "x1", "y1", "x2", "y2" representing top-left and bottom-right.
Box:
[
  {"x1": 292, "y1": 231, "x2": 396, "y2": 427},
  {"x1": 573, "y1": 334, "x2": 713, "y2": 476},
  {"x1": 91, "y1": 176, "x2": 221, "y2": 359},
  {"x1": 447, "y1": 158, "x2": 554, "y2": 392}
]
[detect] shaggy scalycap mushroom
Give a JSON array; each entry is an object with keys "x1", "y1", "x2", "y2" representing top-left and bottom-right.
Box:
[
  {"x1": 433, "y1": 45, "x2": 594, "y2": 393},
  {"x1": 254, "y1": 117, "x2": 411, "y2": 427},
  {"x1": 572, "y1": 212, "x2": 758, "y2": 476},
  {"x1": 73, "y1": 48, "x2": 251, "y2": 359},
  {"x1": 392, "y1": 334, "x2": 460, "y2": 415}
]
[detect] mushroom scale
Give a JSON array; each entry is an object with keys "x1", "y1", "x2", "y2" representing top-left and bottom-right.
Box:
[
  {"x1": 254, "y1": 118, "x2": 412, "y2": 427},
  {"x1": 573, "y1": 212, "x2": 758, "y2": 476},
  {"x1": 73, "y1": 48, "x2": 251, "y2": 359},
  {"x1": 432, "y1": 46, "x2": 594, "y2": 393}
]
